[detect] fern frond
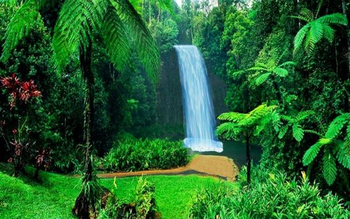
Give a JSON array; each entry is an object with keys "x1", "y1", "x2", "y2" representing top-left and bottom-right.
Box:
[
  {"x1": 292, "y1": 123, "x2": 304, "y2": 142},
  {"x1": 217, "y1": 112, "x2": 246, "y2": 122},
  {"x1": 295, "y1": 110, "x2": 314, "y2": 122},
  {"x1": 271, "y1": 111, "x2": 282, "y2": 132},
  {"x1": 325, "y1": 113, "x2": 350, "y2": 139},
  {"x1": 300, "y1": 8, "x2": 314, "y2": 22},
  {"x1": 336, "y1": 141, "x2": 350, "y2": 170},
  {"x1": 248, "y1": 66, "x2": 268, "y2": 72},
  {"x1": 310, "y1": 21, "x2": 324, "y2": 45},
  {"x1": 303, "y1": 140, "x2": 327, "y2": 165},
  {"x1": 323, "y1": 152, "x2": 337, "y2": 186},
  {"x1": 216, "y1": 123, "x2": 241, "y2": 140},
  {"x1": 322, "y1": 23, "x2": 335, "y2": 43},
  {"x1": 52, "y1": 0, "x2": 106, "y2": 69},
  {"x1": 113, "y1": 0, "x2": 160, "y2": 83},
  {"x1": 0, "y1": 0, "x2": 43, "y2": 62},
  {"x1": 278, "y1": 125, "x2": 289, "y2": 139},
  {"x1": 318, "y1": 13, "x2": 348, "y2": 26},
  {"x1": 254, "y1": 73, "x2": 270, "y2": 86},
  {"x1": 294, "y1": 24, "x2": 310, "y2": 54},
  {"x1": 278, "y1": 61, "x2": 297, "y2": 68},
  {"x1": 304, "y1": 129, "x2": 323, "y2": 137},
  {"x1": 273, "y1": 67, "x2": 288, "y2": 77},
  {"x1": 102, "y1": 5, "x2": 131, "y2": 72}
]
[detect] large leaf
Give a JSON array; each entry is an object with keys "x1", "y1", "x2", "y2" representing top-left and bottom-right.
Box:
[
  {"x1": 254, "y1": 73, "x2": 271, "y2": 86},
  {"x1": 323, "y1": 152, "x2": 337, "y2": 186},
  {"x1": 336, "y1": 141, "x2": 350, "y2": 170},
  {"x1": 102, "y1": 5, "x2": 131, "y2": 72},
  {"x1": 325, "y1": 114, "x2": 350, "y2": 139},
  {"x1": 293, "y1": 24, "x2": 310, "y2": 54},
  {"x1": 278, "y1": 125, "x2": 289, "y2": 139},
  {"x1": 303, "y1": 140, "x2": 328, "y2": 165},
  {"x1": 273, "y1": 67, "x2": 288, "y2": 77},
  {"x1": 292, "y1": 123, "x2": 304, "y2": 142}
]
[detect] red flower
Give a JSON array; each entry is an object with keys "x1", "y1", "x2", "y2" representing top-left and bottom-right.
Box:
[{"x1": 12, "y1": 129, "x2": 17, "y2": 135}]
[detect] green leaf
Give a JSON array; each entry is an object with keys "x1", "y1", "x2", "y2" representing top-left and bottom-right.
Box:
[
  {"x1": 303, "y1": 141, "x2": 324, "y2": 165},
  {"x1": 323, "y1": 152, "x2": 337, "y2": 186},
  {"x1": 294, "y1": 24, "x2": 310, "y2": 54},
  {"x1": 336, "y1": 142, "x2": 350, "y2": 170},
  {"x1": 278, "y1": 125, "x2": 289, "y2": 139},
  {"x1": 254, "y1": 73, "x2": 271, "y2": 86},
  {"x1": 292, "y1": 123, "x2": 304, "y2": 142},
  {"x1": 325, "y1": 114, "x2": 350, "y2": 139},
  {"x1": 273, "y1": 67, "x2": 288, "y2": 77}
]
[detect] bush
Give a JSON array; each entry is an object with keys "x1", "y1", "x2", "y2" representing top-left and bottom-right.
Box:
[
  {"x1": 189, "y1": 167, "x2": 350, "y2": 219},
  {"x1": 98, "y1": 177, "x2": 158, "y2": 219},
  {"x1": 103, "y1": 138, "x2": 189, "y2": 172}
]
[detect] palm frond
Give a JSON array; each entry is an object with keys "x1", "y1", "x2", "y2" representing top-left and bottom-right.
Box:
[{"x1": 112, "y1": 0, "x2": 160, "y2": 83}]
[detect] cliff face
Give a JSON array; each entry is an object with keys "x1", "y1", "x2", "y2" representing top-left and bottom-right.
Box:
[{"x1": 155, "y1": 47, "x2": 228, "y2": 138}]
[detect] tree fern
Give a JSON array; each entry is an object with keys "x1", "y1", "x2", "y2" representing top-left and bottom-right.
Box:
[
  {"x1": 323, "y1": 151, "x2": 337, "y2": 186},
  {"x1": 52, "y1": 0, "x2": 104, "y2": 69},
  {"x1": 293, "y1": 8, "x2": 348, "y2": 55}
]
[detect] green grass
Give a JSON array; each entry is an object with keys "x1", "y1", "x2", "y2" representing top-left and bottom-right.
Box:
[{"x1": 0, "y1": 164, "x2": 239, "y2": 219}]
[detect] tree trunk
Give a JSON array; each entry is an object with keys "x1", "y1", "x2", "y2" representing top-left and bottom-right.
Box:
[
  {"x1": 246, "y1": 133, "x2": 251, "y2": 184},
  {"x1": 73, "y1": 38, "x2": 96, "y2": 219},
  {"x1": 342, "y1": 0, "x2": 350, "y2": 78}
]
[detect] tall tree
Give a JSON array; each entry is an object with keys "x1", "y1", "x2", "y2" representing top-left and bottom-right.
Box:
[{"x1": 0, "y1": 0, "x2": 169, "y2": 217}]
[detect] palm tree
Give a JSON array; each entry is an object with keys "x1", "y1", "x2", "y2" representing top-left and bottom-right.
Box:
[
  {"x1": 1, "y1": 0, "x2": 170, "y2": 217},
  {"x1": 292, "y1": 4, "x2": 348, "y2": 55},
  {"x1": 217, "y1": 104, "x2": 277, "y2": 184}
]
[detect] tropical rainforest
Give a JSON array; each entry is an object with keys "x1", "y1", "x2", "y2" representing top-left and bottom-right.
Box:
[{"x1": 0, "y1": 0, "x2": 350, "y2": 218}]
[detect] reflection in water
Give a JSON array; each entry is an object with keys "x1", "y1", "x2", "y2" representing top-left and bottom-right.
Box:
[{"x1": 192, "y1": 140, "x2": 262, "y2": 168}]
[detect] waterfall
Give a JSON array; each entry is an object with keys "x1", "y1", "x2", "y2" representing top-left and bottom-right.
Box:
[{"x1": 175, "y1": 45, "x2": 223, "y2": 152}]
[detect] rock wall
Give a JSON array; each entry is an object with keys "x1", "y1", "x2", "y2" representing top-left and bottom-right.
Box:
[{"x1": 155, "y1": 47, "x2": 228, "y2": 138}]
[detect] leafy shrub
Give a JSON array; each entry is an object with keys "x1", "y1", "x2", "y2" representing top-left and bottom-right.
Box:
[
  {"x1": 135, "y1": 177, "x2": 157, "y2": 219},
  {"x1": 189, "y1": 167, "x2": 350, "y2": 219},
  {"x1": 103, "y1": 138, "x2": 189, "y2": 172},
  {"x1": 99, "y1": 177, "x2": 158, "y2": 219}
]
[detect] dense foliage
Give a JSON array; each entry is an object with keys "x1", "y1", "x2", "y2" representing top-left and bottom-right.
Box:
[
  {"x1": 103, "y1": 138, "x2": 189, "y2": 172},
  {"x1": 188, "y1": 168, "x2": 350, "y2": 218}
]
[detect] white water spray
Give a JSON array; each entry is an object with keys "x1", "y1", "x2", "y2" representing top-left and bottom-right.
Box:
[{"x1": 175, "y1": 45, "x2": 223, "y2": 152}]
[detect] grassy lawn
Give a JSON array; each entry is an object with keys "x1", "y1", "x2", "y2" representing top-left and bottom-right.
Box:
[{"x1": 0, "y1": 164, "x2": 239, "y2": 219}]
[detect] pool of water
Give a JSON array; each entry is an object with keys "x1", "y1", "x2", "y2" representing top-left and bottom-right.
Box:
[{"x1": 190, "y1": 140, "x2": 262, "y2": 168}]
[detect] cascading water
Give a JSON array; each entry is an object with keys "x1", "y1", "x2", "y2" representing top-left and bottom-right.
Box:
[{"x1": 175, "y1": 45, "x2": 223, "y2": 152}]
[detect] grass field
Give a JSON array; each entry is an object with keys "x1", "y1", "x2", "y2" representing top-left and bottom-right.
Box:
[{"x1": 0, "y1": 164, "x2": 238, "y2": 219}]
